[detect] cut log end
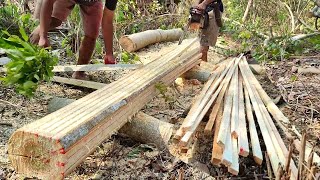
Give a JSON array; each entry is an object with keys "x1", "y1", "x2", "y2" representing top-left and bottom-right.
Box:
[
  {"x1": 119, "y1": 36, "x2": 135, "y2": 53},
  {"x1": 8, "y1": 130, "x2": 62, "y2": 179}
]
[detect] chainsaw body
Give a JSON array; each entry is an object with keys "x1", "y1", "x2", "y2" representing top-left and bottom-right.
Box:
[{"x1": 188, "y1": 7, "x2": 208, "y2": 30}]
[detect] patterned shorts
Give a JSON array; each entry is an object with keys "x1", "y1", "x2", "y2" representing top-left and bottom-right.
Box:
[{"x1": 200, "y1": 10, "x2": 220, "y2": 47}]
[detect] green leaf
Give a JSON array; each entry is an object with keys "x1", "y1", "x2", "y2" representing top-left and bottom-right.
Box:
[{"x1": 19, "y1": 26, "x2": 28, "y2": 41}]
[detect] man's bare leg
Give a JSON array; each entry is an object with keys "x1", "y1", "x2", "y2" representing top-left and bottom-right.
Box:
[
  {"x1": 72, "y1": 35, "x2": 97, "y2": 79},
  {"x1": 30, "y1": 17, "x2": 62, "y2": 44},
  {"x1": 201, "y1": 45, "x2": 209, "y2": 62}
]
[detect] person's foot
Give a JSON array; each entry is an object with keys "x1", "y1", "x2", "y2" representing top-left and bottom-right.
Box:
[
  {"x1": 30, "y1": 26, "x2": 40, "y2": 45},
  {"x1": 72, "y1": 71, "x2": 87, "y2": 80},
  {"x1": 104, "y1": 54, "x2": 116, "y2": 64}
]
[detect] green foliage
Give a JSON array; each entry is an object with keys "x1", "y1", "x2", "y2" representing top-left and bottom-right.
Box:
[
  {"x1": 127, "y1": 144, "x2": 155, "y2": 159},
  {"x1": 253, "y1": 35, "x2": 320, "y2": 62},
  {"x1": 119, "y1": 51, "x2": 141, "y2": 64},
  {"x1": 0, "y1": 3, "x2": 37, "y2": 35},
  {"x1": 155, "y1": 82, "x2": 173, "y2": 103},
  {"x1": 0, "y1": 29, "x2": 58, "y2": 98}
]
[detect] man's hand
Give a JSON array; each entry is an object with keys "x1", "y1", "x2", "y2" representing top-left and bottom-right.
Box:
[
  {"x1": 38, "y1": 36, "x2": 50, "y2": 47},
  {"x1": 104, "y1": 54, "x2": 116, "y2": 64},
  {"x1": 196, "y1": 2, "x2": 206, "y2": 10}
]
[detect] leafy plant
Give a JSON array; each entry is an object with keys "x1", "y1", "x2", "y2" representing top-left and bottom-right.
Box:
[
  {"x1": 119, "y1": 51, "x2": 141, "y2": 64},
  {"x1": 0, "y1": 28, "x2": 58, "y2": 97}
]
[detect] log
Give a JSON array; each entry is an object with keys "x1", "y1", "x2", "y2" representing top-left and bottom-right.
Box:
[
  {"x1": 244, "y1": 87, "x2": 263, "y2": 165},
  {"x1": 7, "y1": 38, "x2": 201, "y2": 179},
  {"x1": 52, "y1": 64, "x2": 141, "y2": 72},
  {"x1": 238, "y1": 75, "x2": 249, "y2": 157},
  {"x1": 297, "y1": 67, "x2": 320, "y2": 74},
  {"x1": 211, "y1": 99, "x2": 224, "y2": 165},
  {"x1": 51, "y1": 76, "x2": 106, "y2": 89},
  {"x1": 119, "y1": 112, "x2": 173, "y2": 150},
  {"x1": 230, "y1": 67, "x2": 239, "y2": 138},
  {"x1": 48, "y1": 97, "x2": 173, "y2": 150},
  {"x1": 228, "y1": 137, "x2": 239, "y2": 175},
  {"x1": 119, "y1": 29, "x2": 183, "y2": 52}
]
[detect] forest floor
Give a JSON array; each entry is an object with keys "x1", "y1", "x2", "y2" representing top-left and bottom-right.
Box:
[{"x1": 0, "y1": 35, "x2": 319, "y2": 179}]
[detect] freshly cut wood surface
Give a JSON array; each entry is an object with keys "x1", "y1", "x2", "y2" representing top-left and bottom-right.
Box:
[
  {"x1": 238, "y1": 75, "x2": 249, "y2": 157},
  {"x1": 8, "y1": 38, "x2": 200, "y2": 179},
  {"x1": 228, "y1": 137, "x2": 239, "y2": 175},
  {"x1": 221, "y1": 122, "x2": 233, "y2": 166},
  {"x1": 119, "y1": 29, "x2": 183, "y2": 52},
  {"x1": 52, "y1": 64, "x2": 141, "y2": 72},
  {"x1": 244, "y1": 87, "x2": 263, "y2": 165}
]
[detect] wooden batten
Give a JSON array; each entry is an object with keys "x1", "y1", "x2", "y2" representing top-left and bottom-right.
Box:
[
  {"x1": 8, "y1": 38, "x2": 201, "y2": 179},
  {"x1": 52, "y1": 64, "x2": 141, "y2": 72},
  {"x1": 228, "y1": 137, "x2": 239, "y2": 175},
  {"x1": 52, "y1": 76, "x2": 106, "y2": 89},
  {"x1": 216, "y1": 54, "x2": 243, "y2": 147},
  {"x1": 230, "y1": 67, "x2": 239, "y2": 138},
  {"x1": 238, "y1": 75, "x2": 249, "y2": 157},
  {"x1": 204, "y1": 65, "x2": 230, "y2": 135},
  {"x1": 239, "y1": 59, "x2": 281, "y2": 174},
  {"x1": 221, "y1": 123, "x2": 233, "y2": 166},
  {"x1": 211, "y1": 100, "x2": 224, "y2": 165},
  {"x1": 181, "y1": 63, "x2": 227, "y2": 131},
  {"x1": 244, "y1": 87, "x2": 263, "y2": 165},
  {"x1": 241, "y1": 58, "x2": 298, "y2": 179}
]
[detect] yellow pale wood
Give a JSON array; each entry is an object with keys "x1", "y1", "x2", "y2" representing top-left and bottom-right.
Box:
[{"x1": 8, "y1": 39, "x2": 200, "y2": 179}]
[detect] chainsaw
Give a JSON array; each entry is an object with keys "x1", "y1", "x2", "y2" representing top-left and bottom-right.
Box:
[
  {"x1": 308, "y1": 0, "x2": 320, "y2": 30},
  {"x1": 178, "y1": 1, "x2": 222, "y2": 45}
]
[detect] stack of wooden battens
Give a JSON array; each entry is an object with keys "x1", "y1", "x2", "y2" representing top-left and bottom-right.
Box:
[{"x1": 173, "y1": 55, "x2": 298, "y2": 178}]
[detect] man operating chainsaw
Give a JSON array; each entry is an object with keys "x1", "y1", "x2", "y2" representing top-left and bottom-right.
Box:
[{"x1": 194, "y1": 0, "x2": 223, "y2": 62}]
